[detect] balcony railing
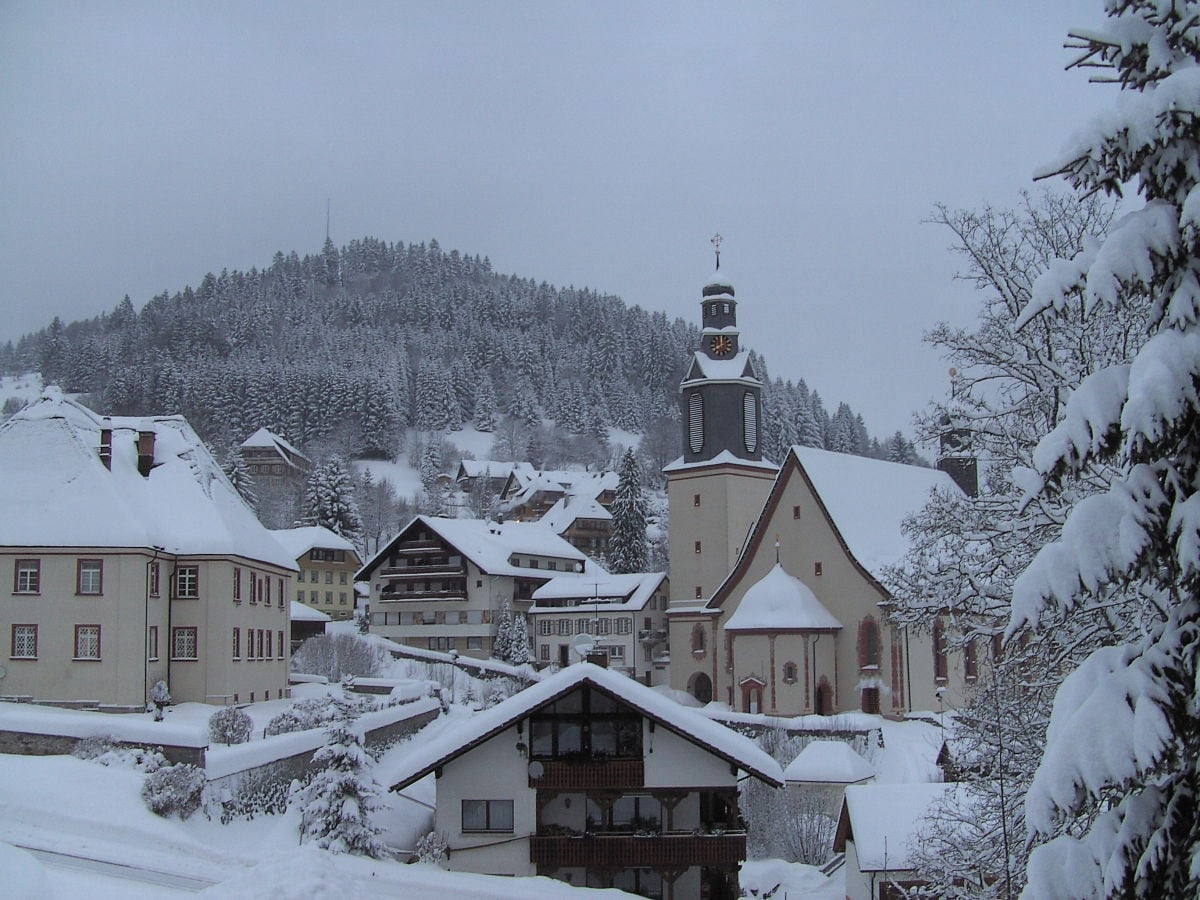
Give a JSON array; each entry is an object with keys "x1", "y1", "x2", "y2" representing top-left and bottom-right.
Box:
[
  {"x1": 530, "y1": 833, "x2": 746, "y2": 868},
  {"x1": 380, "y1": 564, "x2": 466, "y2": 578},
  {"x1": 530, "y1": 759, "x2": 644, "y2": 790},
  {"x1": 378, "y1": 589, "x2": 468, "y2": 602},
  {"x1": 394, "y1": 541, "x2": 443, "y2": 553}
]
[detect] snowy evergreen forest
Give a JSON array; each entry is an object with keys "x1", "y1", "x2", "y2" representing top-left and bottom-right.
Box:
[{"x1": 0, "y1": 237, "x2": 919, "y2": 469}]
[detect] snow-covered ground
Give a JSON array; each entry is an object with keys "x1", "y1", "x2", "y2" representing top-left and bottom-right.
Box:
[{"x1": 0, "y1": 372, "x2": 45, "y2": 413}]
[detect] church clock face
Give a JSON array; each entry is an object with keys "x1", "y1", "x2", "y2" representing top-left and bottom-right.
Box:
[{"x1": 710, "y1": 335, "x2": 733, "y2": 357}]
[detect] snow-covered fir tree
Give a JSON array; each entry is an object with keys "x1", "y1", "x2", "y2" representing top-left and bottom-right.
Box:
[
  {"x1": 298, "y1": 455, "x2": 364, "y2": 549},
  {"x1": 1004, "y1": 5, "x2": 1200, "y2": 896},
  {"x1": 884, "y1": 190, "x2": 1139, "y2": 898},
  {"x1": 608, "y1": 448, "x2": 648, "y2": 573},
  {"x1": 508, "y1": 613, "x2": 534, "y2": 666},
  {"x1": 473, "y1": 372, "x2": 498, "y2": 432},
  {"x1": 296, "y1": 718, "x2": 386, "y2": 857},
  {"x1": 492, "y1": 600, "x2": 515, "y2": 662},
  {"x1": 220, "y1": 448, "x2": 258, "y2": 510}
]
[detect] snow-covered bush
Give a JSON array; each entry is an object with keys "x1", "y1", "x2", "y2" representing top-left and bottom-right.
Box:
[
  {"x1": 291, "y1": 633, "x2": 388, "y2": 681},
  {"x1": 264, "y1": 695, "x2": 372, "y2": 736},
  {"x1": 142, "y1": 763, "x2": 206, "y2": 819},
  {"x1": 295, "y1": 719, "x2": 386, "y2": 857},
  {"x1": 74, "y1": 735, "x2": 165, "y2": 773},
  {"x1": 414, "y1": 830, "x2": 449, "y2": 865},
  {"x1": 208, "y1": 706, "x2": 253, "y2": 745}
]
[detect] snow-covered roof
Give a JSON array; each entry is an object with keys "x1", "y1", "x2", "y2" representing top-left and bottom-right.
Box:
[
  {"x1": 538, "y1": 495, "x2": 612, "y2": 534},
  {"x1": 0, "y1": 389, "x2": 296, "y2": 570},
  {"x1": 793, "y1": 447, "x2": 961, "y2": 576},
  {"x1": 784, "y1": 740, "x2": 874, "y2": 784},
  {"x1": 724, "y1": 563, "x2": 842, "y2": 632},
  {"x1": 662, "y1": 450, "x2": 779, "y2": 475},
  {"x1": 839, "y1": 782, "x2": 956, "y2": 871},
  {"x1": 270, "y1": 526, "x2": 361, "y2": 564},
  {"x1": 682, "y1": 350, "x2": 759, "y2": 383},
  {"x1": 240, "y1": 426, "x2": 309, "y2": 463},
  {"x1": 456, "y1": 459, "x2": 512, "y2": 479},
  {"x1": 359, "y1": 515, "x2": 590, "y2": 581},
  {"x1": 530, "y1": 572, "x2": 666, "y2": 612},
  {"x1": 387, "y1": 663, "x2": 783, "y2": 790},
  {"x1": 289, "y1": 600, "x2": 331, "y2": 623},
  {"x1": 702, "y1": 272, "x2": 735, "y2": 297},
  {"x1": 503, "y1": 465, "x2": 617, "y2": 511}
]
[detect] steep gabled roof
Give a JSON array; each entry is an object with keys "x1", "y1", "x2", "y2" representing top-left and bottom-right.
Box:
[
  {"x1": 387, "y1": 663, "x2": 783, "y2": 791},
  {"x1": 835, "y1": 782, "x2": 958, "y2": 871},
  {"x1": 240, "y1": 426, "x2": 310, "y2": 464},
  {"x1": 357, "y1": 514, "x2": 591, "y2": 581},
  {"x1": 0, "y1": 389, "x2": 295, "y2": 570},
  {"x1": 709, "y1": 446, "x2": 959, "y2": 609},
  {"x1": 270, "y1": 526, "x2": 362, "y2": 565},
  {"x1": 530, "y1": 572, "x2": 667, "y2": 612},
  {"x1": 681, "y1": 350, "x2": 759, "y2": 383}
]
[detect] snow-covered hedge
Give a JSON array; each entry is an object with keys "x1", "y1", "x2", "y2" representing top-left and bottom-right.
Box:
[{"x1": 142, "y1": 763, "x2": 206, "y2": 819}]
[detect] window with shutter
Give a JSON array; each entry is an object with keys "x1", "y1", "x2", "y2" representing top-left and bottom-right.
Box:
[
  {"x1": 743, "y1": 392, "x2": 758, "y2": 453},
  {"x1": 688, "y1": 392, "x2": 704, "y2": 453}
]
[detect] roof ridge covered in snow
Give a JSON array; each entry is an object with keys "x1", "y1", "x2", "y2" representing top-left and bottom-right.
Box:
[{"x1": 0, "y1": 389, "x2": 295, "y2": 569}]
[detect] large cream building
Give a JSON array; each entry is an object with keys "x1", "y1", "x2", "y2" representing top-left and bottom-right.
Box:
[
  {"x1": 0, "y1": 390, "x2": 296, "y2": 709},
  {"x1": 666, "y1": 273, "x2": 971, "y2": 716}
]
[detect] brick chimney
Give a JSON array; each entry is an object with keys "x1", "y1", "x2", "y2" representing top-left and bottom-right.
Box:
[
  {"x1": 136, "y1": 430, "x2": 156, "y2": 477},
  {"x1": 937, "y1": 414, "x2": 978, "y2": 498},
  {"x1": 585, "y1": 649, "x2": 609, "y2": 668},
  {"x1": 98, "y1": 429, "x2": 113, "y2": 470}
]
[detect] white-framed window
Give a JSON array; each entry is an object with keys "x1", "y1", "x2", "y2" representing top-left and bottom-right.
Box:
[
  {"x1": 172, "y1": 626, "x2": 197, "y2": 660},
  {"x1": 607, "y1": 644, "x2": 625, "y2": 660},
  {"x1": 461, "y1": 799, "x2": 513, "y2": 833},
  {"x1": 339, "y1": 572, "x2": 348, "y2": 585},
  {"x1": 175, "y1": 566, "x2": 199, "y2": 599},
  {"x1": 232, "y1": 627, "x2": 241, "y2": 660},
  {"x1": 11, "y1": 624, "x2": 37, "y2": 658},
  {"x1": 539, "y1": 619, "x2": 553, "y2": 635},
  {"x1": 74, "y1": 624, "x2": 101, "y2": 659},
  {"x1": 77, "y1": 560, "x2": 103, "y2": 595},
  {"x1": 558, "y1": 619, "x2": 571, "y2": 635},
  {"x1": 325, "y1": 571, "x2": 333, "y2": 584},
  {"x1": 616, "y1": 618, "x2": 632, "y2": 635},
  {"x1": 309, "y1": 590, "x2": 317, "y2": 602},
  {"x1": 540, "y1": 643, "x2": 549, "y2": 661},
  {"x1": 147, "y1": 625, "x2": 158, "y2": 660},
  {"x1": 277, "y1": 630, "x2": 284, "y2": 658},
  {"x1": 233, "y1": 567, "x2": 242, "y2": 602},
  {"x1": 466, "y1": 636, "x2": 482, "y2": 650},
  {"x1": 148, "y1": 562, "x2": 160, "y2": 597},
  {"x1": 14, "y1": 559, "x2": 40, "y2": 594}
]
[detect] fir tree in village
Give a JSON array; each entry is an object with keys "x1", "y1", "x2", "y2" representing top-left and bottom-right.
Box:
[
  {"x1": 608, "y1": 448, "x2": 648, "y2": 574},
  {"x1": 298, "y1": 455, "x2": 364, "y2": 549},
  {"x1": 1005, "y1": 4, "x2": 1200, "y2": 896},
  {"x1": 296, "y1": 718, "x2": 386, "y2": 857},
  {"x1": 492, "y1": 599, "x2": 514, "y2": 663},
  {"x1": 220, "y1": 448, "x2": 258, "y2": 510}
]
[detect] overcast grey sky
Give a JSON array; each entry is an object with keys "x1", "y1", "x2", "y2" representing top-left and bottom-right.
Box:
[{"x1": 0, "y1": 1, "x2": 1112, "y2": 438}]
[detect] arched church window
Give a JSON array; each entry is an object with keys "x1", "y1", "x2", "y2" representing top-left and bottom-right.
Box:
[
  {"x1": 743, "y1": 392, "x2": 758, "y2": 453},
  {"x1": 782, "y1": 661, "x2": 798, "y2": 684},
  {"x1": 857, "y1": 617, "x2": 881, "y2": 669},
  {"x1": 933, "y1": 618, "x2": 948, "y2": 682},
  {"x1": 688, "y1": 393, "x2": 704, "y2": 454},
  {"x1": 691, "y1": 624, "x2": 706, "y2": 654}
]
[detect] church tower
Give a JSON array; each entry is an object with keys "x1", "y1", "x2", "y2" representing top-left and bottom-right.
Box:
[{"x1": 665, "y1": 243, "x2": 778, "y2": 699}]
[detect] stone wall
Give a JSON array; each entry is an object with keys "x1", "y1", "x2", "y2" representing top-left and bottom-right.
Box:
[{"x1": 0, "y1": 729, "x2": 205, "y2": 766}]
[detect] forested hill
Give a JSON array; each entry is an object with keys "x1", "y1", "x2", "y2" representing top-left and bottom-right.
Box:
[{"x1": 0, "y1": 237, "x2": 916, "y2": 465}]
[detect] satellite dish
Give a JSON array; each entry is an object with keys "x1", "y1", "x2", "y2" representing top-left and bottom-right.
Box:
[
  {"x1": 572, "y1": 633, "x2": 596, "y2": 657},
  {"x1": 528, "y1": 760, "x2": 544, "y2": 780}
]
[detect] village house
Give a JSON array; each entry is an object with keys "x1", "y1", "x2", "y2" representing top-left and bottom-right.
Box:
[
  {"x1": 239, "y1": 426, "x2": 311, "y2": 481},
  {"x1": 0, "y1": 389, "x2": 296, "y2": 709},
  {"x1": 454, "y1": 459, "x2": 513, "y2": 496},
  {"x1": 499, "y1": 464, "x2": 617, "y2": 522},
  {"x1": 528, "y1": 572, "x2": 669, "y2": 681},
  {"x1": 359, "y1": 515, "x2": 595, "y2": 659},
  {"x1": 270, "y1": 525, "x2": 362, "y2": 622},
  {"x1": 835, "y1": 782, "x2": 961, "y2": 899},
  {"x1": 387, "y1": 662, "x2": 783, "y2": 899}
]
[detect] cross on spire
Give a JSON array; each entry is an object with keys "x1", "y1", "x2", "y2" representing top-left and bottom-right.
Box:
[{"x1": 711, "y1": 233, "x2": 723, "y2": 270}]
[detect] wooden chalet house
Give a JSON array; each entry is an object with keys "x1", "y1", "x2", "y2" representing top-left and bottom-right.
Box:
[{"x1": 388, "y1": 662, "x2": 783, "y2": 898}]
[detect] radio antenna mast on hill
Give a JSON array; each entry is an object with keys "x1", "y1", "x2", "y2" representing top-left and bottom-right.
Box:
[{"x1": 325, "y1": 198, "x2": 331, "y2": 243}]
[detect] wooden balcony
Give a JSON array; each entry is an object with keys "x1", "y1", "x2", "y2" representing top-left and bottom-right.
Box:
[
  {"x1": 379, "y1": 564, "x2": 466, "y2": 579},
  {"x1": 395, "y1": 541, "x2": 444, "y2": 553},
  {"x1": 530, "y1": 833, "x2": 745, "y2": 868},
  {"x1": 530, "y1": 759, "x2": 644, "y2": 790},
  {"x1": 377, "y1": 590, "x2": 468, "y2": 602}
]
